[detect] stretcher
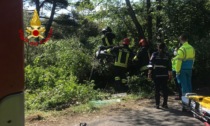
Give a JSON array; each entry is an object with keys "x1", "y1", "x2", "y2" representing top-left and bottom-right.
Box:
[{"x1": 182, "y1": 93, "x2": 210, "y2": 124}]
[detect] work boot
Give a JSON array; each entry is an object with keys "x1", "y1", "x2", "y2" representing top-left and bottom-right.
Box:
[
  {"x1": 155, "y1": 105, "x2": 160, "y2": 109},
  {"x1": 162, "y1": 104, "x2": 168, "y2": 109}
]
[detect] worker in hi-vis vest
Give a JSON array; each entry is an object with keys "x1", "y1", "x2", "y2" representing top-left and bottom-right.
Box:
[
  {"x1": 176, "y1": 33, "x2": 195, "y2": 96},
  {"x1": 107, "y1": 38, "x2": 134, "y2": 93},
  {"x1": 172, "y1": 47, "x2": 182, "y2": 100}
]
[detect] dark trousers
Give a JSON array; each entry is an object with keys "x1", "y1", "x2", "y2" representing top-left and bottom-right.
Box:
[
  {"x1": 154, "y1": 77, "x2": 168, "y2": 106},
  {"x1": 114, "y1": 66, "x2": 128, "y2": 93},
  {"x1": 172, "y1": 71, "x2": 182, "y2": 98}
]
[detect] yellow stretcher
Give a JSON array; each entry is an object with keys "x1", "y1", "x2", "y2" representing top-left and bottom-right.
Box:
[{"x1": 182, "y1": 93, "x2": 210, "y2": 123}]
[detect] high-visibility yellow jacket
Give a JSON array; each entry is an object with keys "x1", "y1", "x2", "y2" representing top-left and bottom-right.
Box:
[
  {"x1": 172, "y1": 57, "x2": 177, "y2": 71},
  {"x1": 175, "y1": 42, "x2": 195, "y2": 74}
]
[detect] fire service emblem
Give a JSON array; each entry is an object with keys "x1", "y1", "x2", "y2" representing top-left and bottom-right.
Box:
[{"x1": 19, "y1": 9, "x2": 52, "y2": 46}]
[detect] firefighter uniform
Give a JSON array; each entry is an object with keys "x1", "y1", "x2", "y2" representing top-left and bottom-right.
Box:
[
  {"x1": 96, "y1": 27, "x2": 116, "y2": 62},
  {"x1": 102, "y1": 32, "x2": 115, "y2": 47},
  {"x1": 107, "y1": 38, "x2": 134, "y2": 92},
  {"x1": 148, "y1": 43, "x2": 172, "y2": 108},
  {"x1": 133, "y1": 39, "x2": 150, "y2": 75},
  {"x1": 101, "y1": 27, "x2": 116, "y2": 48},
  {"x1": 176, "y1": 42, "x2": 195, "y2": 95}
]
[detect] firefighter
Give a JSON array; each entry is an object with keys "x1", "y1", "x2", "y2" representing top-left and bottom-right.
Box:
[
  {"x1": 101, "y1": 26, "x2": 116, "y2": 49},
  {"x1": 148, "y1": 42, "x2": 172, "y2": 109},
  {"x1": 176, "y1": 33, "x2": 195, "y2": 96},
  {"x1": 96, "y1": 27, "x2": 116, "y2": 61},
  {"x1": 133, "y1": 39, "x2": 150, "y2": 76},
  {"x1": 107, "y1": 38, "x2": 134, "y2": 93}
]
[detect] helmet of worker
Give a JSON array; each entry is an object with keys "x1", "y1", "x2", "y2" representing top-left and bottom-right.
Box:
[
  {"x1": 106, "y1": 26, "x2": 112, "y2": 32},
  {"x1": 139, "y1": 39, "x2": 147, "y2": 46},
  {"x1": 123, "y1": 38, "x2": 130, "y2": 45},
  {"x1": 158, "y1": 42, "x2": 166, "y2": 50}
]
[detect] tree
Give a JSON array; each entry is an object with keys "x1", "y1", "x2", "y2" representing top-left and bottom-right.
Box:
[
  {"x1": 25, "y1": 0, "x2": 69, "y2": 37},
  {"x1": 163, "y1": 0, "x2": 210, "y2": 86},
  {"x1": 125, "y1": 0, "x2": 145, "y2": 39},
  {"x1": 156, "y1": 0, "x2": 162, "y2": 43},
  {"x1": 147, "y1": 0, "x2": 153, "y2": 44},
  {"x1": 44, "y1": 0, "x2": 68, "y2": 37},
  {"x1": 32, "y1": 0, "x2": 46, "y2": 15}
]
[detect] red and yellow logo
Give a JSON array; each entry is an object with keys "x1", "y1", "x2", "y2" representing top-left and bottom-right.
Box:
[{"x1": 19, "y1": 10, "x2": 52, "y2": 46}]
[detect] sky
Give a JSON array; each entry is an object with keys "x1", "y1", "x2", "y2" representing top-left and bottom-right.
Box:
[
  {"x1": 23, "y1": 0, "x2": 143, "y2": 17},
  {"x1": 23, "y1": 2, "x2": 73, "y2": 17}
]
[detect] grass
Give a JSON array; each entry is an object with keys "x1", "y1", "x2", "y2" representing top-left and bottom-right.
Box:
[{"x1": 25, "y1": 92, "x2": 152, "y2": 123}]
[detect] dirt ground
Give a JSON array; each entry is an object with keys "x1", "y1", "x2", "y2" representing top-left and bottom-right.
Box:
[{"x1": 25, "y1": 95, "x2": 206, "y2": 126}]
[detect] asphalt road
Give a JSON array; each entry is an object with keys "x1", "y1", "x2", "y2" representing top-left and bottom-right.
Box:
[
  {"x1": 86, "y1": 107, "x2": 203, "y2": 126},
  {"x1": 77, "y1": 96, "x2": 205, "y2": 126},
  {"x1": 26, "y1": 96, "x2": 206, "y2": 126}
]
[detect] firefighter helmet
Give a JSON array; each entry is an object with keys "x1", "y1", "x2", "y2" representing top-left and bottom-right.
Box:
[
  {"x1": 106, "y1": 26, "x2": 112, "y2": 32},
  {"x1": 102, "y1": 26, "x2": 112, "y2": 34},
  {"x1": 139, "y1": 39, "x2": 147, "y2": 46},
  {"x1": 123, "y1": 38, "x2": 130, "y2": 45}
]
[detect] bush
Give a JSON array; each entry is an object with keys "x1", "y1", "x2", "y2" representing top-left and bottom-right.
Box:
[
  {"x1": 127, "y1": 75, "x2": 154, "y2": 96},
  {"x1": 25, "y1": 75, "x2": 108, "y2": 110},
  {"x1": 24, "y1": 38, "x2": 109, "y2": 111},
  {"x1": 128, "y1": 75, "x2": 176, "y2": 97}
]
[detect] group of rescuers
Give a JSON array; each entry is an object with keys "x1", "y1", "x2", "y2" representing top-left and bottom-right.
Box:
[{"x1": 98, "y1": 27, "x2": 195, "y2": 109}]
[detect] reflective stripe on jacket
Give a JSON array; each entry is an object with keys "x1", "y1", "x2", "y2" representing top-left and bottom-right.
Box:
[
  {"x1": 114, "y1": 48, "x2": 130, "y2": 68},
  {"x1": 175, "y1": 42, "x2": 195, "y2": 74},
  {"x1": 102, "y1": 32, "x2": 115, "y2": 46},
  {"x1": 108, "y1": 45, "x2": 133, "y2": 68},
  {"x1": 149, "y1": 52, "x2": 172, "y2": 78}
]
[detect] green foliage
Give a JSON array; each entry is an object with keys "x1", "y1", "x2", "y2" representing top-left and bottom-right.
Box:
[
  {"x1": 163, "y1": 0, "x2": 210, "y2": 86},
  {"x1": 164, "y1": 0, "x2": 210, "y2": 39},
  {"x1": 52, "y1": 14, "x2": 79, "y2": 39},
  {"x1": 75, "y1": 0, "x2": 94, "y2": 11},
  {"x1": 25, "y1": 76, "x2": 107, "y2": 110},
  {"x1": 24, "y1": 0, "x2": 210, "y2": 111},
  {"x1": 52, "y1": 11, "x2": 100, "y2": 40},
  {"x1": 25, "y1": 39, "x2": 93, "y2": 83},
  {"x1": 127, "y1": 75, "x2": 154, "y2": 96}
]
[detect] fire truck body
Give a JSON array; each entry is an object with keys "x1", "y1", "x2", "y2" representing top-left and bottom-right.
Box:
[{"x1": 0, "y1": 0, "x2": 24, "y2": 125}]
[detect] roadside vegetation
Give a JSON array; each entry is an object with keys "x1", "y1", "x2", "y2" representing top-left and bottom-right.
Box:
[{"x1": 23, "y1": 0, "x2": 210, "y2": 113}]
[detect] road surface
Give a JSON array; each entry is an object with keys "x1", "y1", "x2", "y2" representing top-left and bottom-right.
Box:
[{"x1": 26, "y1": 96, "x2": 205, "y2": 126}]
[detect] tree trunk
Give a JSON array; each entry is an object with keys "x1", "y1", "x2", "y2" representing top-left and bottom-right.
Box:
[
  {"x1": 147, "y1": 0, "x2": 152, "y2": 45},
  {"x1": 35, "y1": 0, "x2": 40, "y2": 15},
  {"x1": 125, "y1": 0, "x2": 145, "y2": 40},
  {"x1": 156, "y1": 0, "x2": 162, "y2": 43},
  {"x1": 45, "y1": 0, "x2": 56, "y2": 37},
  {"x1": 34, "y1": 0, "x2": 47, "y2": 15}
]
